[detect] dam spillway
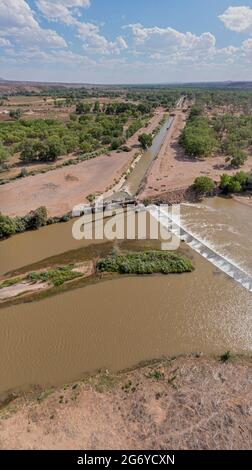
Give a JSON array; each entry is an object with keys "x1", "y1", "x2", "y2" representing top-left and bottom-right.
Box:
[{"x1": 148, "y1": 205, "x2": 252, "y2": 293}]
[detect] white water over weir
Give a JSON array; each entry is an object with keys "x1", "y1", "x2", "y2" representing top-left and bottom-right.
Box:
[{"x1": 148, "y1": 206, "x2": 252, "y2": 293}]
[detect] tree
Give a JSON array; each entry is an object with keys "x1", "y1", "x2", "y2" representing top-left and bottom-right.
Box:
[
  {"x1": 229, "y1": 149, "x2": 247, "y2": 168},
  {"x1": 23, "y1": 207, "x2": 48, "y2": 230},
  {"x1": 193, "y1": 176, "x2": 215, "y2": 195},
  {"x1": 0, "y1": 145, "x2": 10, "y2": 164},
  {"x1": 20, "y1": 140, "x2": 43, "y2": 162},
  {"x1": 9, "y1": 108, "x2": 22, "y2": 120},
  {"x1": 76, "y1": 102, "x2": 91, "y2": 115},
  {"x1": 41, "y1": 136, "x2": 65, "y2": 161},
  {"x1": 93, "y1": 101, "x2": 100, "y2": 113},
  {"x1": 0, "y1": 213, "x2": 16, "y2": 238},
  {"x1": 110, "y1": 138, "x2": 124, "y2": 150},
  {"x1": 189, "y1": 106, "x2": 203, "y2": 120},
  {"x1": 79, "y1": 142, "x2": 92, "y2": 153},
  {"x1": 20, "y1": 137, "x2": 64, "y2": 163},
  {"x1": 137, "y1": 102, "x2": 152, "y2": 114},
  {"x1": 180, "y1": 117, "x2": 218, "y2": 158},
  {"x1": 234, "y1": 171, "x2": 248, "y2": 187},
  {"x1": 138, "y1": 133, "x2": 153, "y2": 150},
  {"x1": 220, "y1": 172, "x2": 248, "y2": 194}
]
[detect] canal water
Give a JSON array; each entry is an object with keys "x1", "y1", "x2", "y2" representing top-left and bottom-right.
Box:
[{"x1": 125, "y1": 116, "x2": 173, "y2": 196}]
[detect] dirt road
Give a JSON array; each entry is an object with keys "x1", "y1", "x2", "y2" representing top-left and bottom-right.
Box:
[
  {"x1": 0, "y1": 356, "x2": 251, "y2": 450},
  {"x1": 0, "y1": 110, "x2": 164, "y2": 217}
]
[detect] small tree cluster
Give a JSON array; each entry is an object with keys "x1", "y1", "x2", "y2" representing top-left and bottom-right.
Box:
[
  {"x1": 0, "y1": 207, "x2": 48, "y2": 238},
  {"x1": 20, "y1": 137, "x2": 65, "y2": 162},
  {"x1": 220, "y1": 172, "x2": 249, "y2": 194}
]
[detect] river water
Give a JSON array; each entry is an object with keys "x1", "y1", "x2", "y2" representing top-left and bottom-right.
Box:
[
  {"x1": 0, "y1": 116, "x2": 251, "y2": 395},
  {"x1": 0, "y1": 197, "x2": 251, "y2": 394}
]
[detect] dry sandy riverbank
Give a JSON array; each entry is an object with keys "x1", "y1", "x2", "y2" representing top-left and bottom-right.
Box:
[
  {"x1": 0, "y1": 356, "x2": 251, "y2": 450},
  {"x1": 0, "y1": 109, "x2": 164, "y2": 217},
  {"x1": 139, "y1": 108, "x2": 252, "y2": 201}
]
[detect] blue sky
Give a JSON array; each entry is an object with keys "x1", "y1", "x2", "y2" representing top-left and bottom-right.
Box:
[{"x1": 0, "y1": 0, "x2": 252, "y2": 83}]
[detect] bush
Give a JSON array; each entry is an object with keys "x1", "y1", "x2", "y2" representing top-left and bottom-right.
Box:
[
  {"x1": 220, "y1": 172, "x2": 248, "y2": 194},
  {"x1": 23, "y1": 206, "x2": 48, "y2": 230},
  {"x1": 220, "y1": 351, "x2": 231, "y2": 363},
  {"x1": 97, "y1": 251, "x2": 194, "y2": 275},
  {"x1": 0, "y1": 145, "x2": 10, "y2": 164},
  {"x1": 138, "y1": 133, "x2": 153, "y2": 149},
  {"x1": 110, "y1": 138, "x2": 124, "y2": 150},
  {"x1": 9, "y1": 109, "x2": 22, "y2": 120},
  {"x1": 76, "y1": 102, "x2": 91, "y2": 114},
  {"x1": 189, "y1": 106, "x2": 203, "y2": 119},
  {"x1": 193, "y1": 176, "x2": 215, "y2": 195},
  {"x1": 28, "y1": 265, "x2": 82, "y2": 287},
  {"x1": 0, "y1": 213, "x2": 16, "y2": 238},
  {"x1": 229, "y1": 149, "x2": 247, "y2": 168}
]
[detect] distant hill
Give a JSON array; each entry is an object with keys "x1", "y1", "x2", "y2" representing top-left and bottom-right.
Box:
[{"x1": 0, "y1": 78, "x2": 252, "y2": 92}]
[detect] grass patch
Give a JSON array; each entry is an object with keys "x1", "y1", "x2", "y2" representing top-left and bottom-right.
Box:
[
  {"x1": 146, "y1": 369, "x2": 165, "y2": 381},
  {"x1": 97, "y1": 251, "x2": 194, "y2": 275},
  {"x1": 27, "y1": 265, "x2": 82, "y2": 287},
  {"x1": 0, "y1": 277, "x2": 23, "y2": 289}
]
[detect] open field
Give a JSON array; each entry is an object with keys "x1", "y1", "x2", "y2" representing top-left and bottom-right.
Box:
[
  {"x1": 0, "y1": 109, "x2": 164, "y2": 217},
  {"x1": 0, "y1": 356, "x2": 251, "y2": 450}
]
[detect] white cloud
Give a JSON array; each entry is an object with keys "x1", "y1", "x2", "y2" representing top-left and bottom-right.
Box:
[
  {"x1": 78, "y1": 24, "x2": 128, "y2": 55},
  {"x1": 0, "y1": 46, "x2": 95, "y2": 67},
  {"x1": 0, "y1": 38, "x2": 11, "y2": 46},
  {"x1": 124, "y1": 23, "x2": 250, "y2": 71},
  {"x1": 219, "y1": 6, "x2": 252, "y2": 34},
  {"x1": 0, "y1": 0, "x2": 67, "y2": 48},
  {"x1": 36, "y1": 0, "x2": 127, "y2": 55},
  {"x1": 0, "y1": 0, "x2": 38, "y2": 29},
  {"x1": 241, "y1": 38, "x2": 252, "y2": 61},
  {"x1": 127, "y1": 24, "x2": 216, "y2": 53},
  {"x1": 36, "y1": 0, "x2": 91, "y2": 25}
]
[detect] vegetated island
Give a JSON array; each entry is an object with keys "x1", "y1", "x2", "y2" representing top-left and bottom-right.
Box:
[
  {"x1": 0, "y1": 250, "x2": 194, "y2": 304},
  {"x1": 97, "y1": 251, "x2": 194, "y2": 275}
]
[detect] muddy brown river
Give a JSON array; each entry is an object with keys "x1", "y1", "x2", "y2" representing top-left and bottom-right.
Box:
[{"x1": 0, "y1": 197, "x2": 251, "y2": 394}]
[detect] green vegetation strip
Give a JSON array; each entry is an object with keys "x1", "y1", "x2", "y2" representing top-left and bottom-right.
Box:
[
  {"x1": 27, "y1": 265, "x2": 82, "y2": 287},
  {"x1": 97, "y1": 251, "x2": 194, "y2": 275},
  {"x1": 0, "y1": 265, "x2": 83, "y2": 290},
  {"x1": 0, "y1": 277, "x2": 23, "y2": 289}
]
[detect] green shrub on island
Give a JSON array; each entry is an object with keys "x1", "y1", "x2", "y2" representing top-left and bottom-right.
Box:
[
  {"x1": 28, "y1": 265, "x2": 82, "y2": 287},
  {"x1": 97, "y1": 251, "x2": 194, "y2": 275}
]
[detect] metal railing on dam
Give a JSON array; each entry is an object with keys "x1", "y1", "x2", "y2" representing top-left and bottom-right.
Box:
[{"x1": 148, "y1": 205, "x2": 252, "y2": 293}]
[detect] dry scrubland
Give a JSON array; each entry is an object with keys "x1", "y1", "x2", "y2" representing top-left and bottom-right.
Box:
[{"x1": 0, "y1": 356, "x2": 251, "y2": 450}]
